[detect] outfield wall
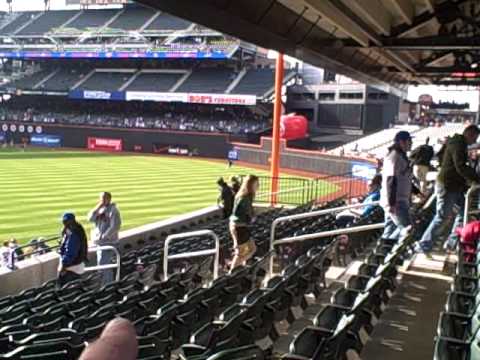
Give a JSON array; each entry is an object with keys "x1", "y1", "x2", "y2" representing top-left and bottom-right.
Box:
[
  {"x1": 4, "y1": 123, "x2": 234, "y2": 158},
  {"x1": 0, "y1": 206, "x2": 222, "y2": 297},
  {"x1": 232, "y1": 137, "x2": 378, "y2": 175}
]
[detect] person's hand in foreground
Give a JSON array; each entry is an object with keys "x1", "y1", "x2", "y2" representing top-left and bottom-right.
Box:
[{"x1": 80, "y1": 318, "x2": 138, "y2": 360}]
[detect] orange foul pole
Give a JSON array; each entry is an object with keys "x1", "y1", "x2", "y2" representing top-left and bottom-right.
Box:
[{"x1": 270, "y1": 53, "x2": 284, "y2": 206}]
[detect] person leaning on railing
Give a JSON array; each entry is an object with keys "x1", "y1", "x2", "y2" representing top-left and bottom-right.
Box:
[{"x1": 229, "y1": 175, "x2": 258, "y2": 271}]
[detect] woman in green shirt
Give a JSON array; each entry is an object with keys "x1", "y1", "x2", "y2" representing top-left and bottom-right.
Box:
[{"x1": 229, "y1": 175, "x2": 259, "y2": 271}]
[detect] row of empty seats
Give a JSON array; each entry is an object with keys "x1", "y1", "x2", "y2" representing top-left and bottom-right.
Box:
[
  {"x1": 0, "y1": 7, "x2": 191, "y2": 35},
  {"x1": 0, "y1": 200, "x2": 349, "y2": 359},
  {"x1": 2, "y1": 67, "x2": 288, "y2": 96},
  {"x1": 434, "y1": 222, "x2": 480, "y2": 360}
]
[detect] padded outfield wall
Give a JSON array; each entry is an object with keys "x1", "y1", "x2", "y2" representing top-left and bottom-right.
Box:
[
  {"x1": 3, "y1": 123, "x2": 234, "y2": 159},
  {"x1": 232, "y1": 137, "x2": 378, "y2": 176}
]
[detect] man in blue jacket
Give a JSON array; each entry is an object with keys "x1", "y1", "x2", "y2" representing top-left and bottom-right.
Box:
[{"x1": 58, "y1": 213, "x2": 88, "y2": 287}]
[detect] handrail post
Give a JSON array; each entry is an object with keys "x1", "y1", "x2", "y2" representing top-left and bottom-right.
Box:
[
  {"x1": 269, "y1": 201, "x2": 382, "y2": 277},
  {"x1": 163, "y1": 230, "x2": 220, "y2": 280},
  {"x1": 83, "y1": 245, "x2": 121, "y2": 282}
]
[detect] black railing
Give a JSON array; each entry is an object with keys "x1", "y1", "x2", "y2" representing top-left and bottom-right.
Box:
[
  {"x1": 8, "y1": 235, "x2": 60, "y2": 270},
  {"x1": 254, "y1": 172, "x2": 370, "y2": 206}
]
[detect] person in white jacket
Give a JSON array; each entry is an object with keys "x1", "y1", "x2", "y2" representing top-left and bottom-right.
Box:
[
  {"x1": 88, "y1": 192, "x2": 121, "y2": 284},
  {"x1": 380, "y1": 131, "x2": 421, "y2": 241}
]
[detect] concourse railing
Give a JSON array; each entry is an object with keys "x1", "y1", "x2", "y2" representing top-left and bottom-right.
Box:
[
  {"x1": 163, "y1": 229, "x2": 220, "y2": 281},
  {"x1": 269, "y1": 202, "x2": 384, "y2": 276}
]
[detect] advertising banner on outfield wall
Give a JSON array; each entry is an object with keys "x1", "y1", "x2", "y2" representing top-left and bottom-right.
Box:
[
  {"x1": 68, "y1": 90, "x2": 126, "y2": 101},
  {"x1": 351, "y1": 162, "x2": 377, "y2": 180},
  {"x1": 126, "y1": 92, "x2": 188, "y2": 103},
  {"x1": 87, "y1": 137, "x2": 123, "y2": 152},
  {"x1": 30, "y1": 134, "x2": 62, "y2": 147},
  {"x1": 187, "y1": 93, "x2": 257, "y2": 106},
  {"x1": 125, "y1": 91, "x2": 256, "y2": 106}
]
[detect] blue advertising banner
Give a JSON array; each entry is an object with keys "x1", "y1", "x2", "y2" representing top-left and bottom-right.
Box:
[
  {"x1": 68, "y1": 90, "x2": 126, "y2": 101},
  {"x1": 30, "y1": 134, "x2": 62, "y2": 147},
  {"x1": 0, "y1": 132, "x2": 4, "y2": 142},
  {"x1": 228, "y1": 149, "x2": 239, "y2": 161},
  {"x1": 351, "y1": 162, "x2": 377, "y2": 180}
]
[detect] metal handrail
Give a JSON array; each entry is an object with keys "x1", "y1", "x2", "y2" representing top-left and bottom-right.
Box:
[
  {"x1": 163, "y1": 230, "x2": 220, "y2": 281},
  {"x1": 83, "y1": 245, "x2": 121, "y2": 282},
  {"x1": 464, "y1": 185, "x2": 480, "y2": 226},
  {"x1": 9, "y1": 235, "x2": 60, "y2": 270},
  {"x1": 269, "y1": 201, "x2": 382, "y2": 275}
]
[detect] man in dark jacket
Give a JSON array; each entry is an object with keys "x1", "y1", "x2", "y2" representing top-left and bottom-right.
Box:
[
  {"x1": 410, "y1": 137, "x2": 434, "y2": 193},
  {"x1": 417, "y1": 125, "x2": 480, "y2": 255},
  {"x1": 58, "y1": 213, "x2": 88, "y2": 287},
  {"x1": 217, "y1": 178, "x2": 234, "y2": 219}
]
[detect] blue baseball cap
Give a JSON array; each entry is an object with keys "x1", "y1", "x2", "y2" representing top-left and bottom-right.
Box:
[
  {"x1": 62, "y1": 212, "x2": 75, "y2": 222},
  {"x1": 394, "y1": 131, "x2": 413, "y2": 143}
]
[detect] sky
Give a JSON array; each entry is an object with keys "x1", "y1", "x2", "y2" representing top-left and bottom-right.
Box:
[{"x1": 3, "y1": 0, "x2": 479, "y2": 111}]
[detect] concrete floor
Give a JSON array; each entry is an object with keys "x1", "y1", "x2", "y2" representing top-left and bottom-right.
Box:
[{"x1": 362, "y1": 255, "x2": 451, "y2": 360}]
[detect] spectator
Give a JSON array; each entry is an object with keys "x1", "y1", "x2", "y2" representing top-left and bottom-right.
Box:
[
  {"x1": 230, "y1": 176, "x2": 241, "y2": 195},
  {"x1": 0, "y1": 241, "x2": 11, "y2": 269},
  {"x1": 88, "y1": 192, "x2": 122, "y2": 284},
  {"x1": 217, "y1": 178, "x2": 234, "y2": 219},
  {"x1": 58, "y1": 213, "x2": 88, "y2": 287},
  {"x1": 8, "y1": 238, "x2": 23, "y2": 261},
  {"x1": 417, "y1": 125, "x2": 480, "y2": 255},
  {"x1": 336, "y1": 174, "x2": 382, "y2": 227},
  {"x1": 229, "y1": 175, "x2": 258, "y2": 271},
  {"x1": 410, "y1": 137, "x2": 434, "y2": 194},
  {"x1": 380, "y1": 131, "x2": 420, "y2": 241}
]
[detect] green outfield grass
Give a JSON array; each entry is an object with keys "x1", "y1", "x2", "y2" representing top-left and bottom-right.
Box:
[{"x1": 0, "y1": 148, "x2": 339, "y2": 243}]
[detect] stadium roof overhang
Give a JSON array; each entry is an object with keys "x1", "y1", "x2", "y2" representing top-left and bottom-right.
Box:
[{"x1": 135, "y1": 0, "x2": 480, "y2": 98}]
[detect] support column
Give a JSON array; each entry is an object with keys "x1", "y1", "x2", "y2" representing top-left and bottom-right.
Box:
[{"x1": 270, "y1": 53, "x2": 284, "y2": 205}]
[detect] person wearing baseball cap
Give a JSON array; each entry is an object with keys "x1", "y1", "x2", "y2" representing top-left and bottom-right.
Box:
[
  {"x1": 380, "y1": 130, "x2": 420, "y2": 241},
  {"x1": 417, "y1": 124, "x2": 480, "y2": 256},
  {"x1": 58, "y1": 212, "x2": 88, "y2": 287}
]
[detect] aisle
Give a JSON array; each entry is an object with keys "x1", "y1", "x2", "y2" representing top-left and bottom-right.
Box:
[{"x1": 362, "y1": 255, "x2": 451, "y2": 360}]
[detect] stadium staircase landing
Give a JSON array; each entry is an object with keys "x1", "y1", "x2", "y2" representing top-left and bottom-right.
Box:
[
  {"x1": 362, "y1": 252, "x2": 452, "y2": 360},
  {"x1": 270, "y1": 248, "x2": 453, "y2": 360}
]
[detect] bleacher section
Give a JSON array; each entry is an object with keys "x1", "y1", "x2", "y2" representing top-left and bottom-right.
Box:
[
  {"x1": 144, "y1": 13, "x2": 191, "y2": 31},
  {"x1": 1, "y1": 66, "x2": 292, "y2": 97},
  {"x1": 0, "y1": 8, "x2": 191, "y2": 36},
  {"x1": 78, "y1": 71, "x2": 134, "y2": 92},
  {"x1": 107, "y1": 8, "x2": 155, "y2": 31},
  {"x1": 125, "y1": 72, "x2": 184, "y2": 92},
  {"x1": 0, "y1": 12, "x2": 36, "y2": 34},
  {"x1": 2, "y1": 69, "x2": 52, "y2": 91},
  {"x1": 39, "y1": 68, "x2": 92, "y2": 92},
  {"x1": 176, "y1": 68, "x2": 234, "y2": 94},
  {"x1": 65, "y1": 9, "x2": 118, "y2": 32},
  {"x1": 231, "y1": 68, "x2": 293, "y2": 96},
  {"x1": 17, "y1": 10, "x2": 77, "y2": 36}
]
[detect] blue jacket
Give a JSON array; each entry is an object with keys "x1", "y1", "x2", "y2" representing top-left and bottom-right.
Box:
[
  {"x1": 60, "y1": 225, "x2": 88, "y2": 267},
  {"x1": 361, "y1": 190, "x2": 381, "y2": 217}
]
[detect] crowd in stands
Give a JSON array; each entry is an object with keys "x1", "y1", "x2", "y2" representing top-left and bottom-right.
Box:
[{"x1": 0, "y1": 98, "x2": 271, "y2": 135}]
